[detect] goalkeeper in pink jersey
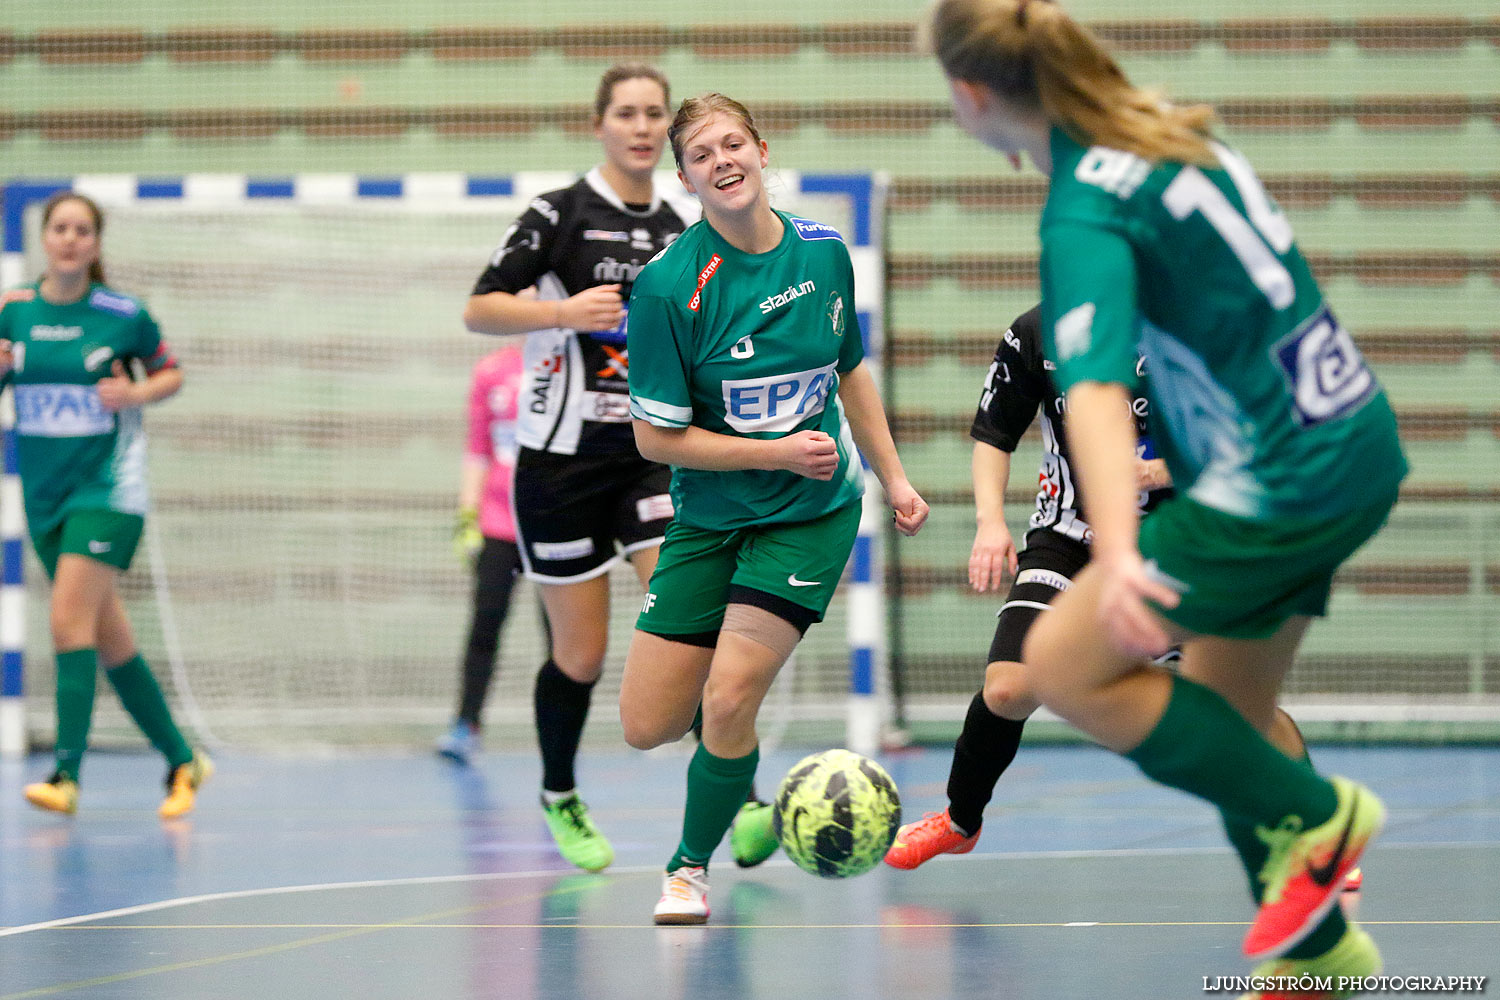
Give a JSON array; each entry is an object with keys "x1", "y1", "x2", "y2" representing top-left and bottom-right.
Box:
[{"x1": 436, "y1": 343, "x2": 534, "y2": 764}]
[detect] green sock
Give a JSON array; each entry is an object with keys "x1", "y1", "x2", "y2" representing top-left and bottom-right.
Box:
[
  {"x1": 1219, "y1": 744, "x2": 1347, "y2": 959},
  {"x1": 668, "y1": 743, "x2": 759, "y2": 872},
  {"x1": 54, "y1": 648, "x2": 99, "y2": 781},
  {"x1": 1126, "y1": 674, "x2": 1339, "y2": 836},
  {"x1": 106, "y1": 654, "x2": 192, "y2": 768}
]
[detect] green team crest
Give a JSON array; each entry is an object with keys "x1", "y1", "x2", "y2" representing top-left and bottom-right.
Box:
[{"x1": 826, "y1": 292, "x2": 845, "y2": 339}]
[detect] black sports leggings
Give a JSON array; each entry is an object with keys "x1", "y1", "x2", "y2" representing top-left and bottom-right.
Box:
[{"x1": 457, "y1": 537, "x2": 527, "y2": 725}]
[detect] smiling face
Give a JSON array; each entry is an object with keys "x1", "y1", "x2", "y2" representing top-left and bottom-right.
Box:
[
  {"x1": 41, "y1": 197, "x2": 101, "y2": 283},
  {"x1": 595, "y1": 76, "x2": 670, "y2": 183},
  {"x1": 675, "y1": 112, "x2": 770, "y2": 220}
]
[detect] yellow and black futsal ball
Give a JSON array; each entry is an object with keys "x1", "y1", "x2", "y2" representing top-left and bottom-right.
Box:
[{"x1": 772, "y1": 749, "x2": 902, "y2": 878}]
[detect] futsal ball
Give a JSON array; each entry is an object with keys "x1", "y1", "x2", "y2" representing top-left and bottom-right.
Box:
[{"x1": 772, "y1": 749, "x2": 901, "y2": 879}]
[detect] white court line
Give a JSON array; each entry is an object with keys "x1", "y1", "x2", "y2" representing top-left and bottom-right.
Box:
[
  {"x1": 0, "y1": 864, "x2": 662, "y2": 938},
  {"x1": 2, "y1": 839, "x2": 1488, "y2": 938}
]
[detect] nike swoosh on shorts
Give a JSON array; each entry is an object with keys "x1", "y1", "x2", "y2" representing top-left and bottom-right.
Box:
[{"x1": 786, "y1": 574, "x2": 820, "y2": 588}]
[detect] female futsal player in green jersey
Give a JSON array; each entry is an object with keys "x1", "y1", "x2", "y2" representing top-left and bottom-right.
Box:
[
  {"x1": 0, "y1": 191, "x2": 210, "y2": 818},
  {"x1": 927, "y1": 1, "x2": 1406, "y2": 995},
  {"x1": 623, "y1": 93, "x2": 928, "y2": 924}
]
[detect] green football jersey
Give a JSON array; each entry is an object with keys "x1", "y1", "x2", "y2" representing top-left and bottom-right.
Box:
[
  {"x1": 0, "y1": 282, "x2": 175, "y2": 533},
  {"x1": 627, "y1": 210, "x2": 865, "y2": 530},
  {"x1": 1039, "y1": 128, "x2": 1407, "y2": 520}
]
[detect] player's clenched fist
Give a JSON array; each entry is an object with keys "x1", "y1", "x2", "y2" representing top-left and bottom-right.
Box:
[
  {"x1": 777, "y1": 430, "x2": 840, "y2": 480},
  {"x1": 558, "y1": 284, "x2": 625, "y2": 333},
  {"x1": 886, "y1": 480, "x2": 930, "y2": 536}
]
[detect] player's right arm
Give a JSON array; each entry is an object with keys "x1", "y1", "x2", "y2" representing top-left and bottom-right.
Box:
[
  {"x1": 968, "y1": 310, "x2": 1044, "y2": 591},
  {"x1": 1041, "y1": 224, "x2": 1178, "y2": 656},
  {"x1": 464, "y1": 285, "x2": 624, "y2": 336},
  {"x1": 632, "y1": 421, "x2": 839, "y2": 479},
  {"x1": 463, "y1": 196, "x2": 623, "y2": 335},
  {"x1": 970, "y1": 442, "x2": 1015, "y2": 592}
]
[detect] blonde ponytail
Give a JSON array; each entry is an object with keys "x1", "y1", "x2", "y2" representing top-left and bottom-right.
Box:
[{"x1": 925, "y1": 0, "x2": 1217, "y2": 166}]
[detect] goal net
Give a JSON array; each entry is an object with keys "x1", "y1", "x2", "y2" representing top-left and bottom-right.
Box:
[{"x1": 1, "y1": 171, "x2": 889, "y2": 750}]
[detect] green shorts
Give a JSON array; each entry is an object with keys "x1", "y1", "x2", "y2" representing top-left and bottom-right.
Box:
[
  {"x1": 1139, "y1": 492, "x2": 1398, "y2": 640},
  {"x1": 31, "y1": 509, "x2": 145, "y2": 579},
  {"x1": 637, "y1": 501, "x2": 862, "y2": 639}
]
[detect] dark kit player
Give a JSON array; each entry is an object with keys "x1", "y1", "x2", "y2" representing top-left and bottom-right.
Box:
[{"x1": 463, "y1": 63, "x2": 696, "y2": 872}]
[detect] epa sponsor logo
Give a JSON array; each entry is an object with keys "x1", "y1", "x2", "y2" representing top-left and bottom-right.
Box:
[
  {"x1": 720, "y1": 362, "x2": 837, "y2": 433},
  {"x1": 759, "y1": 280, "x2": 815, "y2": 315},
  {"x1": 14, "y1": 383, "x2": 113, "y2": 437},
  {"x1": 30, "y1": 324, "x2": 82, "y2": 341},
  {"x1": 789, "y1": 217, "x2": 842, "y2": 242}
]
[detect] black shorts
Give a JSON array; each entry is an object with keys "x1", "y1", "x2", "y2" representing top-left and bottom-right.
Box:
[
  {"x1": 512, "y1": 447, "x2": 674, "y2": 584},
  {"x1": 986, "y1": 528, "x2": 1090, "y2": 664},
  {"x1": 985, "y1": 527, "x2": 1181, "y2": 666}
]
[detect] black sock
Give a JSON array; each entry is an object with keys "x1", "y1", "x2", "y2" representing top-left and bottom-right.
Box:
[
  {"x1": 534, "y1": 659, "x2": 595, "y2": 793},
  {"x1": 946, "y1": 692, "x2": 1026, "y2": 836}
]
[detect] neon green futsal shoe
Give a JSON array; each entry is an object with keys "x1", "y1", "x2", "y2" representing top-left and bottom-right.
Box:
[
  {"x1": 1239, "y1": 924, "x2": 1381, "y2": 999},
  {"x1": 729, "y1": 800, "x2": 779, "y2": 868},
  {"x1": 1245, "y1": 776, "x2": 1384, "y2": 960},
  {"x1": 542, "y1": 793, "x2": 614, "y2": 873}
]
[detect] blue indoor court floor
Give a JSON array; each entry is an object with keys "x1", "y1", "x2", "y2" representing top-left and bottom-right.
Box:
[{"x1": 2, "y1": 744, "x2": 1496, "y2": 1000}]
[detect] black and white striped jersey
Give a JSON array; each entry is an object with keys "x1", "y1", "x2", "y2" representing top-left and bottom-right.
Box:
[
  {"x1": 968, "y1": 305, "x2": 1171, "y2": 543},
  {"x1": 471, "y1": 168, "x2": 699, "y2": 455}
]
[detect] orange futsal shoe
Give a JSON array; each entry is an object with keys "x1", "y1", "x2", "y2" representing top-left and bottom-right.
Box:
[
  {"x1": 883, "y1": 808, "x2": 979, "y2": 870},
  {"x1": 1244, "y1": 777, "x2": 1384, "y2": 960}
]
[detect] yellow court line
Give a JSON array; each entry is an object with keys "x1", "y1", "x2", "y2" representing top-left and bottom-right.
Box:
[{"x1": 0, "y1": 878, "x2": 612, "y2": 1000}]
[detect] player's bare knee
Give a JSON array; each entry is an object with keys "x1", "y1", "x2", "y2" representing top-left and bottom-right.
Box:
[
  {"x1": 552, "y1": 650, "x2": 605, "y2": 685},
  {"x1": 620, "y1": 709, "x2": 677, "y2": 751},
  {"x1": 982, "y1": 660, "x2": 1039, "y2": 719}
]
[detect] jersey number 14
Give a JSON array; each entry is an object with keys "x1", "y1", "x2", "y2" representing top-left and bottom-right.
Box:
[{"x1": 1162, "y1": 144, "x2": 1375, "y2": 426}]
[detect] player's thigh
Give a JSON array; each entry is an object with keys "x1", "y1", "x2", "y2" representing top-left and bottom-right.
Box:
[
  {"x1": 50, "y1": 555, "x2": 118, "y2": 645},
  {"x1": 1177, "y1": 617, "x2": 1311, "y2": 732},
  {"x1": 981, "y1": 533, "x2": 1087, "y2": 716},
  {"x1": 536, "y1": 575, "x2": 612, "y2": 677},
  {"x1": 699, "y1": 628, "x2": 787, "y2": 755},
  {"x1": 620, "y1": 630, "x2": 714, "y2": 748},
  {"x1": 474, "y1": 537, "x2": 523, "y2": 610},
  {"x1": 1020, "y1": 562, "x2": 1145, "y2": 697}
]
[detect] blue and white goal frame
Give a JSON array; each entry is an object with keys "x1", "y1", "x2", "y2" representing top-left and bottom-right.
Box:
[{"x1": 0, "y1": 171, "x2": 891, "y2": 756}]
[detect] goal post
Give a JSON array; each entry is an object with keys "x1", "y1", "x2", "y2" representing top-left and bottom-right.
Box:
[{"x1": 0, "y1": 171, "x2": 891, "y2": 755}]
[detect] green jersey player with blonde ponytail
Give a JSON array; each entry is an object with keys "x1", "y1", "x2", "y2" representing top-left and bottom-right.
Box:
[{"x1": 928, "y1": 0, "x2": 1405, "y2": 994}]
